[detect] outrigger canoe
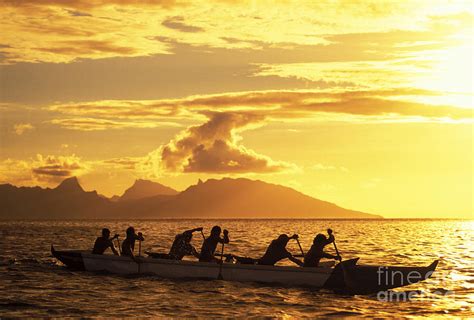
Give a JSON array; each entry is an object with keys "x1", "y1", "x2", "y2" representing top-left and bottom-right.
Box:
[{"x1": 51, "y1": 245, "x2": 438, "y2": 294}]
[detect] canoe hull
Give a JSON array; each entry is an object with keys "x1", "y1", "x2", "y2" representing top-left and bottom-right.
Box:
[
  {"x1": 81, "y1": 252, "x2": 334, "y2": 287},
  {"x1": 51, "y1": 246, "x2": 438, "y2": 294},
  {"x1": 342, "y1": 260, "x2": 439, "y2": 294},
  {"x1": 51, "y1": 245, "x2": 85, "y2": 270}
]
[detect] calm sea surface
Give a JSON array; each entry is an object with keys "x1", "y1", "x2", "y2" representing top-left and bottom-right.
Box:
[{"x1": 0, "y1": 219, "x2": 472, "y2": 318}]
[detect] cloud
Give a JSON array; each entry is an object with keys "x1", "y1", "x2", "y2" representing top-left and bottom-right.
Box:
[
  {"x1": 162, "y1": 16, "x2": 204, "y2": 33},
  {"x1": 36, "y1": 40, "x2": 136, "y2": 56},
  {"x1": 101, "y1": 157, "x2": 141, "y2": 170},
  {"x1": 22, "y1": 23, "x2": 95, "y2": 37},
  {"x1": 311, "y1": 163, "x2": 349, "y2": 172},
  {"x1": 48, "y1": 89, "x2": 474, "y2": 131},
  {"x1": 49, "y1": 100, "x2": 182, "y2": 120},
  {"x1": 156, "y1": 112, "x2": 295, "y2": 173},
  {"x1": 13, "y1": 123, "x2": 34, "y2": 135},
  {"x1": 0, "y1": 0, "x2": 182, "y2": 9},
  {"x1": 31, "y1": 154, "x2": 87, "y2": 183},
  {"x1": 0, "y1": 155, "x2": 145, "y2": 187},
  {"x1": 0, "y1": 154, "x2": 88, "y2": 186},
  {"x1": 1, "y1": 1, "x2": 471, "y2": 64},
  {"x1": 50, "y1": 117, "x2": 181, "y2": 131},
  {"x1": 0, "y1": 158, "x2": 34, "y2": 185},
  {"x1": 187, "y1": 89, "x2": 473, "y2": 120},
  {"x1": 0, "y1": 3, "x2": 172, "y2": 63},
  {"x1": 2, "y1": 23, "x2": 471, "y2": 104},
  {"x1": 293, "y1": 96, "x2": 474, "y2": 120},
  {"x1": 66, "y1": 9, "x2": 92, "y2": 17}
]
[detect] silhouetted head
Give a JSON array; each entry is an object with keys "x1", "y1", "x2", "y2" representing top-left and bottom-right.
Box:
[
  {"x1": 102, "y1": 228, "x2": 110, "y2": 239},
  {"x1": 183, "y1": 231, "x2": 193, "y2": 242},
  {"x1": 210, "y1": 226, "x2": 221, "y2": 237},
  {"x1": 313, "y1": 233, "x2": 327, "y2": 245},
  {"x1": 126, "y1": 226, "x2": 135, "y2": 238},
  {"x1": 275, "y1": 234, "x2": 290, "y2": 246}
]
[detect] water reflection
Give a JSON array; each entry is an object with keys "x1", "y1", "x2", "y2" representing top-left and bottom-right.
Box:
[{"x1": 0, "y1": 219, "x2": 472, "y2": 317}]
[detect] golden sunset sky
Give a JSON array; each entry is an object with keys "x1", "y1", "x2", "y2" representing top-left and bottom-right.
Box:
[{"x1": 0, "y1": 0, "x2": 472, "y2": 218}]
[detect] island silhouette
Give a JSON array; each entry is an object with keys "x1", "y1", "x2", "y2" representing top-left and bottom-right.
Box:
[{"x1": 0, "y1": 177, "x2": 381, "y2": 219}]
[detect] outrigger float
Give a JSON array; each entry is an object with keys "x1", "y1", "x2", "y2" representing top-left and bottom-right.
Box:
[{"x1": 51, "y1": 246, "x2": 438, "y2": 294}]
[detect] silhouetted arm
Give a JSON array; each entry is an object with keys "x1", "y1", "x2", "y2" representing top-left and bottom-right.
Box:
[
  {"x1": 109, "y1": 241, "x2": 119, "y2": 255},
  {"x1": 219, "y1": 229, "x2": 230, "y2": 244},
  {"x1": 288, "y1": 254, "x2": 303, "y2": 266},
  {"x1": 135, "y1": 232, "x2": 145, "y2": 241},
  {"x1": 127, "y1": 248, "x2": 141, "y2": 263},
  {"x1": 324, "y1": 234, "x2": 335, "y2": 246},
  {"x1": 121, "y1": 240, "x2": 136, "y2": 259},
  {"x1": 191, "y1": 246, "x2": 200, "y2": 259},
  {"x1": 218, "y1": 237, "x2": 230, "y2": 244},
  {"x1": 281, "y1": 249, "x2": 303, "y2": 266},
  {"x1": 322, "y1": 252, "x2": 338, "y2": 260}
]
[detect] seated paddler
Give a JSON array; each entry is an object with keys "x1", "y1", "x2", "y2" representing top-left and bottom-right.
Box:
[
  {"x1": 121, "y1": 226, "x2": 145, "y2": 261},
  {"x1": 92, "y1": 228, "x2": 119, "y2": 255},
  {"x1": 257, "y1": 234, "x2": 303, "y2": 266},
  {"x1": 168, "y1": 227, "x2": 203, "y2": 260},
  {"x1": 199, "y1": 226, "x2": 229, "y2": 262},
  {"x1": 303, "y1": 228, "x2": 341, "y2": 267}
]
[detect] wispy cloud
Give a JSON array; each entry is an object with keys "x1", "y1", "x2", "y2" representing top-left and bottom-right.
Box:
[
  {"x1": 0, "y1": 1, "x2": 471, "y2": 64},
  {"x1": 311, "y1": 163, "x2": 349, "y2": 172},
  {"x1": 0, "y1": 0, "x2": 183, "y2": 9},
  {"x1": 65, "y1": 9, "x2": 92, "y2": 17},
  {"x1": 50, "y1": 117, "x2": 181, "y2": 131},
  {"x1": 31, "y1": 154, "x2": 87, "y2": 183},
  {"x1": 36, "y1": 40, "x2": 136, "y2": 56},
  {"x1": 162, "y1": 16, "x2": 204, "y2": 33},
  {"x1": 0, "y1": 154, "x2": 140, "y2": 187},
  {"x1": 13, "y1": 123, "x2": 34, "y2": 135},
  {"x1": 0, "y1": 154, "x2": 88, "y2": 185},
  {"x1": 48, "y1": 89, "x2": 473, "y2": 130},
  {"x1": 101, "y1": 157, "x2": 142, "y2": 170}
]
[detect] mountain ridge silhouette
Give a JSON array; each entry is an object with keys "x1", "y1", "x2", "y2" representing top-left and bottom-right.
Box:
[
  {"x1": 0, "y1": 177, "x2": 382, "y2": 219},
  {"x1": 119, "y1": 179, "x2": 178, "y2": 201}
]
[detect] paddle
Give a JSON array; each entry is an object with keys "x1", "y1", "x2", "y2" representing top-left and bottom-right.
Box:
[
  {"x1": 114, "y1": 235, "x2": 122, "y2": 255},
  {"x1": 295, "y1": 236, "x2": 305, "y2": 256},
  {"x1": 214, "y1": 253, "x2": 234, "y2": 259},
  {"x1": 200, "y1": 230, "x2": 206, "y2": 241},
  {"x1": 133, "y1": 240, "x2": 142, "y2": 273},
  {"x1": 328, "y1": 229, "x2": 342, "y2": 262},
  {"x1": 217, "y1": 242, "x2": 225, "y2": 280},
  {"x1": 136, "y1": 232, "x2": 144, "y2": 273},
  {"x1": 329, "y1": 229, "x2": 356, "y2": 292}
]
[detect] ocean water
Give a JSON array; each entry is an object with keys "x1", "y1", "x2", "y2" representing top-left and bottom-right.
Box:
[{"x1": 0, "y1": 219, "x2": 472, "y2": 318}]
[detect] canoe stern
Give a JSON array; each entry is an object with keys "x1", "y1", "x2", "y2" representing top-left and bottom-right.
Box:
[
  {"x1": 51, "y1": 245, "x2": 85, "y2": 270},
  {"x1": 343, "y1": 259, "x2": 439, "y2": 295}
]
